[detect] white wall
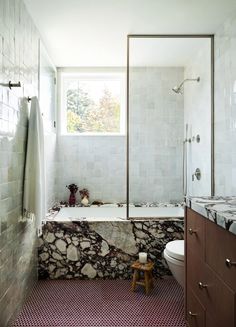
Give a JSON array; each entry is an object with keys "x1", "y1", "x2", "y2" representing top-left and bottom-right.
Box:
[
  {"x1": 184, "y1": 41, "x2": 212, "y2": 196},
  {"x1": 215, "y1": 12, "x2": 236, "y2": 195}
]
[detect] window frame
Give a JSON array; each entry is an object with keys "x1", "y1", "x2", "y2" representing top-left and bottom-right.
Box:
[{"x1": 60, "y1": 72, "x2": 126, "y2": 136}]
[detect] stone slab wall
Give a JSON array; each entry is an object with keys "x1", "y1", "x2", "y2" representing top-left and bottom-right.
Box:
[{"x1": 38, "y1": 219, "x2": 184, "y2": 279}]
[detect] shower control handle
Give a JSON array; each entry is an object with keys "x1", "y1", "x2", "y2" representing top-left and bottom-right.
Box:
[
  {"x1": 192, "y1": 168, "x2": 201, "y2": 181},
  {"x1": 184, "y1": 138, "x2": 191, "y2": 143},
  {"x1": 192, "y1": 134, "x2": 201, "y2": 143}
]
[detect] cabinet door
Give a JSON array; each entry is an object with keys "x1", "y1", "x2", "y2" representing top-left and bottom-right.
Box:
[
  {"x1": 186, "y1": 208, "x2": 205, "y2": 260},
  {"x1": 205, "y1": 312, "x2": 221, "y2": 327},
  {"x1": 204, "y1": 263, "x2": 235, "y2": 327},
  {"x1": 186, "y1": 288, "x2": 205, "y2": 327},
  {"x1": 206, "y1": 219, "x2": 236, "y2": 292},
  {"x1": 186, "y1": 247, "x2": 205, "y2": 299},
  {"x1": 187, "y1": 234, "x2": 235, "y2": 327}
]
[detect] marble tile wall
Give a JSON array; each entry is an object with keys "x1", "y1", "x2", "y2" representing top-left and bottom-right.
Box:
[
  {"x1": 129, "y1": 67, "x2": 184, "y2": 203},
  {"x1": 56, "y1": 20, "x2": 236, "y2": 203},
  {"x1": 184, "y1": 41, "x2": 212, "y2": 196},
  {"x1": 57, "y1": 67, "x2": 184, "y2": 204},
  {"x1": 0, "y1": 0, "x2": 39, "y2": 326},
  {"x1": 56, "y1": 135, "x2": 126, "y2": 203},
  {"x1": 215, "y1": 11, "x2": 236, "y2": 196}
]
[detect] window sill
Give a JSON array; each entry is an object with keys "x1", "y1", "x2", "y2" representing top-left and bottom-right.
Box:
[{"x1": 59, "y1": 133, "x2": 126, "y2": 137}]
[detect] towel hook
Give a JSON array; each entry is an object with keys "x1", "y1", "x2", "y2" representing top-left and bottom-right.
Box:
[
  {"x1": 9, "y1": 81, "x2": 21, "y2": 89},
  {"x1": 27, "y1": 97, "x2": 32, "y2": 102}
]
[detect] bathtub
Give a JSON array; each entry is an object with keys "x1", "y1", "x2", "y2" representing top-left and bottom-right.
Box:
[
  {"x1": 50, "y1": 206, "x2": 184, "y2": 222},
  {"x1": 40, "y1": 203, "x2": 184, "y2": 280},
  {"x1": 40, "y1": 205, "x2": 184, "y2": 279}
]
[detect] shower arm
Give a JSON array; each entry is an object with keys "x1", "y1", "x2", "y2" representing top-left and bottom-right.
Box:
[{"x1": 178, "y1": 77, "x2": 200, "y2": 90}]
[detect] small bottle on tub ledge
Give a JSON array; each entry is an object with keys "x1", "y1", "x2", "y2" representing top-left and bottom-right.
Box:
[
  {"x1": 66, "y1": 184, "x2": 78, "y2": 206},
  {"x1": 79, "y1": 188, "x2": 90, "y2": 206}
]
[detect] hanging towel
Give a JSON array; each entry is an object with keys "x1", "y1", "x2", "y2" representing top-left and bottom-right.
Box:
[{"x1": 23, "y1": 96, "x2": 46, "y2": 236}]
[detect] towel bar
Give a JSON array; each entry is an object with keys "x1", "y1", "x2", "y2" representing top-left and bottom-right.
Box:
[
  {"x1": 9, "y1": 81, "x2": 21, "y2": 89},
  {"x1": 0, "y1": 81, "x2": 21, "y2": 89}
]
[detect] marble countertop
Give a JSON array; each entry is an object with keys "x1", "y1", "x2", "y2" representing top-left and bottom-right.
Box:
[{"x1": 186, "y1": 196, "x2": 236, "y2": 236}]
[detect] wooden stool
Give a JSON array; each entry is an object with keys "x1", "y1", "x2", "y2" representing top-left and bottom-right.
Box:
[{"x1": 131, "y1": 260, "x2": 154, "y2": 294}]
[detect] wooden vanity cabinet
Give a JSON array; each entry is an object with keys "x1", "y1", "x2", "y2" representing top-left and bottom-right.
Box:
[
  {"x1": 185, "y1": 208, "x2": 236, "y2": 327},
  {"x1": 205, "y1": 219, "x2": 236, "y2": 291}
]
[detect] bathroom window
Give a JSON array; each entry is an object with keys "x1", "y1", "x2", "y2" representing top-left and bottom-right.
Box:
[{"x1": 61, "y1": 73, "x2": 125, "y2": 135}]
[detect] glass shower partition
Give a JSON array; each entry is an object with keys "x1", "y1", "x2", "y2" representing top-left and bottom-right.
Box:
[{"x1": 127, "y1": 36, "x2": 213, "y2": 219}]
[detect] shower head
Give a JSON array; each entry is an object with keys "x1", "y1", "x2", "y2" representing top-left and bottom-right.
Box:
[
  {"x1": 172, "y1": 85, "x2": 182, "y2": 94},
  {"x1": 172, "y1": 77, "x2": 200, "y2": 94}
]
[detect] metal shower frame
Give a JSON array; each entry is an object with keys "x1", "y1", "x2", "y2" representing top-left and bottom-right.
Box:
[{"x1": 126, "y1": 34, "x2": 215, "y2": 219}]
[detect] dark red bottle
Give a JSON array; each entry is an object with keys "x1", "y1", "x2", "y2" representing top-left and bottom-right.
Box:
[{"x1": 66, "y1": 184, "x2": 78, "y2": 206}]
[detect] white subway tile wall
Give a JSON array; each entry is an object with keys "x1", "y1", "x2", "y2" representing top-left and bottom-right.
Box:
[
  {"x1": 0, "y1": 0, "x2": 39, "y2": 326},
  {"x1": 39, "y1": 44, "x2": 57, "y2": 209},
  {"x1": 45, "y1": 133, "x2": 57, "y2": 208}
]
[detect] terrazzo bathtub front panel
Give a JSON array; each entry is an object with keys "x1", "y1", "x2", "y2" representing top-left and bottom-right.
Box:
[{"x1": 38, "y1": 219, "x2": 184, "y2": 279}]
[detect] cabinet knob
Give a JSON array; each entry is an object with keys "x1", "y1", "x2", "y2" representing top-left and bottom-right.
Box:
[
  {"x1": 198, "y1": 281, "x2": 208, "y2": 289},
  {"x1": 188, "y1": 311, "x2": 197, "y2": 317},
  {"x1": 225, "y1": 258, "x2": 236, "y2": 268},
  {"x1": 188, "y1": 228, "x2": 197, "y2": 235}
]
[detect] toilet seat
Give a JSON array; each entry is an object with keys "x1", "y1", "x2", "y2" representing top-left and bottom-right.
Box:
[{"x1": 165, "y1": 240, "x2": 184, "y2": 261}]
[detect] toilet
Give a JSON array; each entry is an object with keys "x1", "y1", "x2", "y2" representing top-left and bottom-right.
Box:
[{"x1": 164, "y1": 240, "x2": 184, "y2": 288}]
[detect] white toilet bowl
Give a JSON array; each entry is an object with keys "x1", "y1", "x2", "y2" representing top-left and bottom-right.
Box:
[{"x1": 164, "y1": 240, "x2": 184, "y2": 288}]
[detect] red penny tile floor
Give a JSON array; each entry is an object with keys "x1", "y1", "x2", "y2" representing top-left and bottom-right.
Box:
[{"x1": 11, "y1": 277, "x2": 186, "y2": 327}]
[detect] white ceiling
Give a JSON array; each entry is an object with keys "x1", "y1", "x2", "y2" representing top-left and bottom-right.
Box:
[
  {"x1": 24, "y1": 0, "x2": 236, "y2": 67},
  {"x1": 130, "y1": 38, "x2": 210, "y2": 67}
]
